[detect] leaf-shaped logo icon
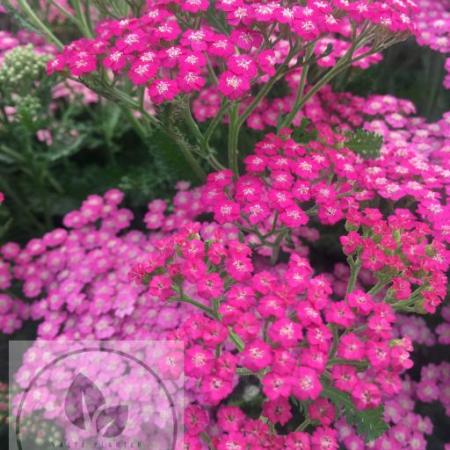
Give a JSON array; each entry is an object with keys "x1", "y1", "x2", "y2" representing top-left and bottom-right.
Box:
[
  {"x1": 96, "y1": 405, "x2": 129, "y2": 437},
  {"x1": 65, "y1": 373, "x2": 106, "y2": 430}
]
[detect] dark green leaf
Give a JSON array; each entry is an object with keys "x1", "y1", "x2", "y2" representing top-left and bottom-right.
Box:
[
  {"x1": 345, "y1": 129, "x2": 383, "y2": 160},
  {"x1": 46, "y1": 136, "x2": 85, "y2": 162},
  {"x1": 323, "y1": 385, "x2": 389, "y2": 442},
  {"x1": 292, "y1": 118, "x2": 318, "y2": 144}
]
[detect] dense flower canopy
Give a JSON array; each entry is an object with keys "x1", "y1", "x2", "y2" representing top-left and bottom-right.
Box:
[
  {"x1": 1, "y1": 0, "x2": 449, "y2": 449},
  {"x1": 48, "y1": 0, "x2": 417, "y2": 104}
]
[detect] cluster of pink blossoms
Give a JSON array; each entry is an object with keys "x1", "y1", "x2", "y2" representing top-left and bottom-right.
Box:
[
  {"x1": 131, "y1": 221, "x2": 413, "y2": 398},
  {"x1": 0, "y1": 182, "x2": 209, "y2": 336},
  {"x1": 2, "y1": 0, "x2": 449, "y2": 446},
  {"x1": 2, "y1": 67, "x2": 449, "y2": 443},
  {"x1": 201, "y1": 129, "x2": 448, "y2": 310},
  {"x1": 48, "y1": 0, "x2": 417, "y2": 104},
  {"x1": 412, "y1": 0, "x2": 450, "y2": 89},
  {"x1": 2, "y1": 168, "x2": 448, "y2": 448}
]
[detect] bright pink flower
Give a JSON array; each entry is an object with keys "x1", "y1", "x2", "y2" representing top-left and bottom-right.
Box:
[
  {"x1": 218, "y1": 71, "x2": 251, "y2": 99},
  {"x1": 197, "y1": 272, "x2": 224, "y2": 299},
  {"x1": 308, "y1": 399, "x2": 335, "y2": 426},
  {"x1": 347, "y1": 290, "x2": 374, "y2": 315},
  {"x1": 268, "y1": 318, "x2": 302, "y2": 347},
  {"x1": 292, "y1": 367, "x2": 322, "y2": 400},
  {"x1": 185, "y1": 345, "x2": 214, "y2": 377},
  {"x1": 280, "y1": 205, "x2": 309, "y2": 228},
  {"x1": 214, "y1": 200, "x2": 240, "y2": 224},
  {"x1": 262, "y1": 372, "x2": 293, "y2": 400},
  {"x1": 202, "y1": 375, "x2": 233, "y2": 404},
  {"x1": 217, "y1": 405, "x2": 245, "y2": 432},
  {"x1": 311, "y1": 427, "x2": 338, "y2": 450},
  {"x1": 325, "y1": 301, "x2": 356, "y2": 327},
  {"x1": 263, "y1": 397, "x2": 292, "y2": 425},
  {"x1": 241, "y1": 340, "x2": 272, "y2": 372},
  {"x1": 331, "y1": 365, "x2": 358, "y2": 392},
  {"x1": 217, "y1": 432, "x2": 247, "y2": 450},
  {"x1": 285, "y1": 431, "x2": 311, "y2": 449},
  {"x1": 185, "y1": 404, "x2": 209, "y2": 436},
  {"x1": 148, "y1": 79, "x2": 180, "y2": 104},
  {"x1": 352, "y1": 381, "x2": 381, "y2": 410},
  {"x1": 128, "y1": 60, "x2": 158, "y2": 85},
  {"x1": 337, "y1": 334, "x2": 365, "y2": 360}
]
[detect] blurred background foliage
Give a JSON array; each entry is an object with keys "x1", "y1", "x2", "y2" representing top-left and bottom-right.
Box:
[{"x1": 343, "y1": 40, "x2": 450, "y2": 121}]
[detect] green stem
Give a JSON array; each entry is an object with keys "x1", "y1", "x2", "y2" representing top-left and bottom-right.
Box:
[
  {"x1": 296, "y1": 419, "x2": 311, "y2": 432},
  {"x1": 232, "y1": 42, "x2": 302, "y2": 139},
  {"x1": 270, "y1": 228, "x2": 289, "y2": 265},
  {"x1": 204, "y1": 100, "x2": 230, "y2": 143},
  {"x1": 329, "y1": 324, "x2": 339, "y2": 359},
  {"x1": 70, "y1": 0, "x2": 94, "y2": 37},
  {"x1": 167, "y1": 130, "x2": 207, "y2": 181},
  {"x1": 236, "y1": 367, "x2": 256, "y2": 376},
  {"x1": 16, "y1": 0, "x2": 64, "y2": 49},
  {"x1": 290, "y1": 27, "x2": 377, "y2": 115},
  {"x1": 48, "y1": 0, "x2": 79, "y2": 26},
  {"x1": 346, "y1": 255, "x2": 361, "y2": 294},
  {"x1": 228, "y1": 327, "x2": 245, "y2": 352},
  {"x1": 172, "y1": 296, "x2": 217, "y2": 319},
  {"x1": 122, "y1": 107, "x2": 148, "y2": 142},
  {"x1": 228, "y1": 103, "x2": 240, "y2": 175},
  {"x1": 328, "y1": 358, "x2": 369, "y2": 370},
  {"x1": 278, "y1": 44, "x2": 315, "y2": 130},
  {"x1": 368, "y1": 280, "x2": 388, "y2": 296},
  {"x1": 183, "y1": 98, "x2": 205, "y2": 144}
]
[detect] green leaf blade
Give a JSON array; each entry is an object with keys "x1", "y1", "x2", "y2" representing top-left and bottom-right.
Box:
[
  {"x1": 345, "y1": 129, "x2": 383, "y2": 160},
  {"x1": 322, "y1": 385, "x2": 389, "y2": 443}
]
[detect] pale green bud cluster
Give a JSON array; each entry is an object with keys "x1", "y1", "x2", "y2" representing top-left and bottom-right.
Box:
[
  {"x1": 16, "y1": 94, "x2": 42, "y2": 121},
  {"x1": 0, "y1": 45, "x2": 50, "y2": 88}
]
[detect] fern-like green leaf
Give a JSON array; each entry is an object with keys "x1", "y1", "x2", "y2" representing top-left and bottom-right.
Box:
[
  {"x1": 292, "y1": 118, "x2": 318, "y2": 144},
  {"x1": 345, "y1": 129, "x2": 383, "y2": 160},
  {"x1": 322, "y1": 385, "x2": 389, "y2": 443}
]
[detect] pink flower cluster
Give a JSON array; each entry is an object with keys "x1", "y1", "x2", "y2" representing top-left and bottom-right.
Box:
[
  {"x1": 413, "y1": 0, "x2": 449, "y2": 55},
  {"x1": 335, "y1": 377, "x2": 435, "y2": 450},
  {"x1": 3, "y1": 2, "x2": 449, "y2": 445},
  {"x1": 0, "y1": 183, "x2": 209, "y2": 337},
  {"x1": 445, "y1": 58, "x2": 450, "y2": 89},
  {"x1": 2, "y1": 169, "x2": 448, "y2": 448},
  {"x1": 48, "y1": 0, "x2": 417, "y2": 104},
  {"x1": 414, "y1": 362, "x2": 450, "y2": 416},
  {"x1": 1, "y1": 190, "x2": 146, "y2": 338},
  {"x1": 131, "y1": 222, "x2": 415, "y2": 410},
  {"x1": 201, "y1": 130, "x2": 449, "y2": 310},
  {"x1": 410, "y1": 0, "x2": 450, "y2": 89}
]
